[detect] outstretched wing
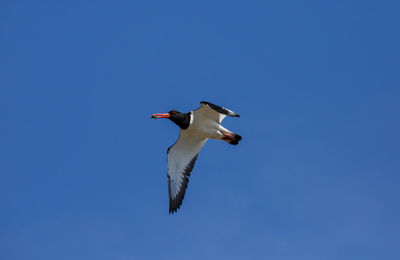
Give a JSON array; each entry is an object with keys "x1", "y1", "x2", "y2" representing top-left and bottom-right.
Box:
[
  {"x1": 195, "y1": 101, "x2": 240, "y2": 123},
  {"x1": 167, "y1": 130, "x2": 207, "y2": 214}
]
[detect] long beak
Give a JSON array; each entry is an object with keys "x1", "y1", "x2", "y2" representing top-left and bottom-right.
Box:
[{"x1": 151, "y1": 113, "x2": 170, "y2": 119}]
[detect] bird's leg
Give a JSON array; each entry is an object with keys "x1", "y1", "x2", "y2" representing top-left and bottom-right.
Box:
[{"x1": 221, "y1": 132, "x2": 234, "y2": 141}]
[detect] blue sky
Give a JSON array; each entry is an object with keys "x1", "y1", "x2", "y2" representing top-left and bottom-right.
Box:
[{"x1": 1, "y1": 0, "x2": 399, "y2": 259}]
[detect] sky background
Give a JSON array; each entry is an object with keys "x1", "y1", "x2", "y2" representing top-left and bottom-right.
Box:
[{"x1": 1, "y1": 0, "x2": 400, "y2": 259}]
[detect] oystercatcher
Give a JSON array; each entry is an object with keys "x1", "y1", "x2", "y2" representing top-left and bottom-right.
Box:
[{"x1": 151, "y1": 101, "x2": 242, "y2": 214}]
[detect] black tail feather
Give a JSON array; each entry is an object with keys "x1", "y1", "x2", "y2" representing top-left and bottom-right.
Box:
[{"x1": 229, "y1": 133, "x2": 242, "y2": 145}]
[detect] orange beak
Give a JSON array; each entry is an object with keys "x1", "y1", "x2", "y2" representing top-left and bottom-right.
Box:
[{"x1": 151, "y1": 113, "x2": 170, "y2": 119}]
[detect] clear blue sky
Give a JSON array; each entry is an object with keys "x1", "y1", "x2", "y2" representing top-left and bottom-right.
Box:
[{"x1": 1, "y1": 1, "x2": 399, "y2": 259}]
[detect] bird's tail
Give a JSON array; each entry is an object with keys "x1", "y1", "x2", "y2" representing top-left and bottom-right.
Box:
[{"x1": 229, "y1": 133, "x2": 242, "y2": 145}]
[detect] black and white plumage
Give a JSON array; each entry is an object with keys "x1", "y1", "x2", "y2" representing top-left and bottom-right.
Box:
[{"x1": 151, "y1": 101, "x2": 242, "y2": 214}]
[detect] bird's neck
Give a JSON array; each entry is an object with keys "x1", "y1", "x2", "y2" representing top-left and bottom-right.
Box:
[{"x1": 171, "y1": 112, "x2": 191, "y2": 129}]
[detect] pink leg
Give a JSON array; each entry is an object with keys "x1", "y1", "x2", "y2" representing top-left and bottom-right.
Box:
[{"x1": 222, "y1": 132, "x2": 234, "y2": 141}]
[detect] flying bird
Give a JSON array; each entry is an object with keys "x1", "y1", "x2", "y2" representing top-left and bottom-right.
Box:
[{"x1": 151, "y1": 101, "x2": 242, "y2": 214}]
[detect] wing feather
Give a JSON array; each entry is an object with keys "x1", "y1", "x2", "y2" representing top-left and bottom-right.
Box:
[
  {"x1": 195, "y1": 101, "x2": 240, "y2": 123},
  {"x1": 167, "y1": 130, "x2": 207, "y2": 214}
]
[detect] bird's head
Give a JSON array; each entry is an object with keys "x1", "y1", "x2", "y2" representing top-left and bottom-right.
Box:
[{"x1": 151, "y1": 110, "x2": 190, "y2": 129}]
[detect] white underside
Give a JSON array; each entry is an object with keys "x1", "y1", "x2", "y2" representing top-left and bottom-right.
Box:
[{"x1": 187, "y1": 105, "x2": 234, "y2": 140}]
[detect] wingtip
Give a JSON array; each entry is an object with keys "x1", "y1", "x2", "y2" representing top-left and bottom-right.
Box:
[
  {"x1": 169, "y1": 201, "x2": 180, "y2": 214},
  {"x1": 200, "y1": 101, "x2": 240, "y2": 118}
]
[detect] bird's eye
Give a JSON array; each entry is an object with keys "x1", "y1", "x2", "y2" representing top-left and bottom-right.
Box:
[{"x1": 171, "y1": 111, "x2": 177, "y2": 115}]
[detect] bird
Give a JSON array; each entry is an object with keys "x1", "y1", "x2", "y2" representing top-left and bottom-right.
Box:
[{"x1": 151, "y1": 101, "x2": 242, "y2": 214}]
